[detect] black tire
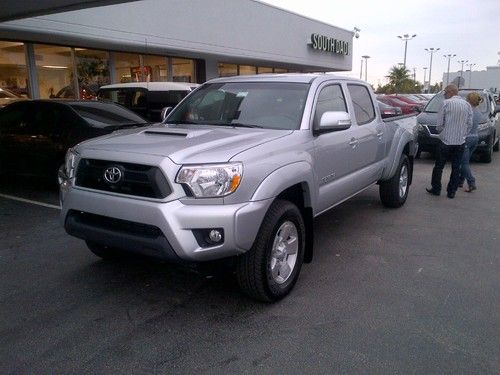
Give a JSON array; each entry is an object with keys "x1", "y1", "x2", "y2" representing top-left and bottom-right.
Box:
[
  {"x1": 415, "y1": 149, "x2": 421, "y2": 159},
  {"x1": 86, "y1": 241, "x2": 120, "y2": 260},
  {"x1": 236, "y1": 200, "x2": 305, "y2": 302},
  {"x1": 493, "y1": 133, "x2": 499, "y2": 152},
  {"x1": 480, "y1": 136, "x2": 493, "y2": 163},
  {"x1": 379, "y1": 154, "x2": 410, "y2": 208}
]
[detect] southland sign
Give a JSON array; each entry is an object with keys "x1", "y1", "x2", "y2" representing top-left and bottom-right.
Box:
[{"x1": 310, "y1": 33, "x2": 349, "y2": 56}]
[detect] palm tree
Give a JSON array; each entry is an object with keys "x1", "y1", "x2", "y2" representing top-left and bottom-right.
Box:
[{"x1": 386, "y1": 65, "x2": 412, "y2": 93}]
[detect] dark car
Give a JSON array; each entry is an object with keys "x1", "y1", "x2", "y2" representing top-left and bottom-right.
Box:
[
  {"x1": 377, "y1": 95, "x2": 421, "y2": 115},
  {"x1": 416, "y1": 89, "x2": 500, "y2": 162},
  {"x1": 0, "y1": 100, "x2": 149, "y2": 180},
  {"x1": 377, "y1": 100, "x2": 403, "y2": 118}
]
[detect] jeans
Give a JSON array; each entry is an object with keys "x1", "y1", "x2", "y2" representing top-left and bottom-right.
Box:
[
  {"x1": 431, "y1": 141, "x2": 465, "y2": 194},
  {"x1": 459, "y1": 136, "x2": 478, "y2": 187}
]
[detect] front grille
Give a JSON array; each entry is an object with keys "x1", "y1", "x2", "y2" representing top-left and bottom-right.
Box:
[{"x1": 75, "y1": 158, "x2": 171, "y2": 199}]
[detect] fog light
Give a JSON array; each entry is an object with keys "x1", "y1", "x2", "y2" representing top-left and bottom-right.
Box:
[
  {"x1": 192, "y1": 228, "x2": 225, "y2": 248},
  {"x1": 209, "y1": 229, "x2": 222, "y2": 243}
]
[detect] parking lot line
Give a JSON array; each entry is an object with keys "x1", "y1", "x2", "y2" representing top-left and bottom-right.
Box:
[{"x1": 0, "y1": 193, "x2": 61, "y2": 210}]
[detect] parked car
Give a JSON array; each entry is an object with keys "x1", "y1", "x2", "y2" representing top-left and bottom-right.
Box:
[
  {"x1": 60, "y1": 74, "x2": 417, "y2": 302},
  {"x1": 0, "y1": 87, "x2": 24, "y2": 108},
  {"x1": 387, "y1": 95, "x2": 425, "y2": 111},
  {"x1": 377, "y1": 95, "x2": 420, "y2": 115},
  {"x1": 416, "y1": 89, "x2": 500, "y2": 162},
  {"x1": 0, "y1": 100, "x2": 149, "y2": 180},
  {"x1": 53, "y1": 84, "x2": 98, "y2": 100},
  {"x1": 97, "y1": 82, "x2": 199, "y2": 122},
  {"x1": 377, "y1": 100, "x2": 402, "y2": 118}
]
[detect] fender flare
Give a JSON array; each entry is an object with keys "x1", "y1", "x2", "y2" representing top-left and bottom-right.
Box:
[
  {"x1": 250, "y1": 161, "x2": 315, "y2": 206},
  {"x1": 381, "y1": 129, "x2": 416, "y2": 181}
]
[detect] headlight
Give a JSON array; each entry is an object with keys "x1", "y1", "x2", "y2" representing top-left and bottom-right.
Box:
[
  {"x1": 176, "y1": 163, "x2": 243, "y2": 198},
  {"x1": 64, "y1": 148, "x2": 78, "y2": 179}
]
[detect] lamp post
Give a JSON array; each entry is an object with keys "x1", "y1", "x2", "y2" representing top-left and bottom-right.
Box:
[
  {"x1": 362, "y1": 55, "x2": 370, "y2": 82},
  {"x1": 423, "y1": 67, "x2": 428, "y2": 90},
  {"x1": 457, "y1": 59, "x2": 468, "y2": 88},
  {"x1": 466, "y1": 63, "x2": 476, "y2": 88},
  {"x1": 443, "y1": 53, "x2": 456, "y2": 86},
  {"x1": 359, "y1": 58, "x2": 363, "y2": 79},
  {"x1": 397, "y1": 34, "x2": 417, "y2": 69},
  {"x1": 425, "y1": 47, "x2": 440, "y2": 93}
]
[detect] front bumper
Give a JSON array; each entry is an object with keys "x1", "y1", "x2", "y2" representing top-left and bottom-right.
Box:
[
  {"x1": 417, "y1": 126, "x2": 494, "y2": 153},
  {"x1": 61, "y1": 186, "x2": 272, "y2": 262}
]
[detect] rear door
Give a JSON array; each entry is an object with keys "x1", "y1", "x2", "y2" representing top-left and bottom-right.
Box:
[{"x1": 345, "y1": 84, "x2": 386, "y2": 190}]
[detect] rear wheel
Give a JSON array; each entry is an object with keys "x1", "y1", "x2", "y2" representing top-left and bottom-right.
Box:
[
  {"x1": 236, "y1": 200, "x2": 305, "y2": 302},
  {"x1": 493, "y1": 133, "x2": 499, "y2": 152},
  {"x1": 86, "y1": 241, "x2": 120, "y2": 260},
  {"x1": 379, "y1": 154, "x2": 410, "y2": 208}
]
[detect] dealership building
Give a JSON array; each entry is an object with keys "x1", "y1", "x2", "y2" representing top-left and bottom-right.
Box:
[{"x1": 0, "y1": 0, "x2": 354, "y2": 99}]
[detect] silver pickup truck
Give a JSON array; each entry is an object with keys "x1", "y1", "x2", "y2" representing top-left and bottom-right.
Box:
[{"x1": 59, "y1": 74, "x2": 417, "y2": 302}]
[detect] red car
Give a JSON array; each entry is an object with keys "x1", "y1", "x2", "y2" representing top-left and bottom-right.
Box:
[{"x1": 377, "y1": 95, "x2": 421, "y2": 115}]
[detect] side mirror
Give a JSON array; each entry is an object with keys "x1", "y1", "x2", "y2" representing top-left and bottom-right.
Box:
[
  {"x1": 314, "y1": 111, "x2": 352, "y2": 135},
  {"x1": 414, "y1": 106, "x2": 422, "y2": 113},
  {"x1": 161, "y1": 107, "x2": 173, "y2": 122}
]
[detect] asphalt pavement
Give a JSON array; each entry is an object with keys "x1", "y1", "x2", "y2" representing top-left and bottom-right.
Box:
[{"x1": 1, "y1": 152, "x2": 499, "y2": 374}]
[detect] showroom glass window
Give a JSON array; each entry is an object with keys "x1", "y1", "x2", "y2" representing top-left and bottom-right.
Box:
[
  {"x1": 239, "y1": 65, "x2": 257, "y2": 75},
  {"x1": 75, "y1": 48, "x2": 110, "y2": 99},
  {"x1": 172, "y1": 58, "x2": 194, "y2": 82},
  {"x1": 34, "y1": 44, "x2": 74, "y2": 99},
  {"x1": 114, "y1": 52, "x2": 141, "y2": 83},
  {"x1": 143, "y1": 55, "x2": 168, "y2": 82},
  {"x1": 0, "y1": 41, "x2": 30, "y2": 98},
  {"x1": 257, "y1": 67, "x2": 273, "y2": 74},
  {"x1": 218, "y1": 63, "x2": 237, "y2": 77}
]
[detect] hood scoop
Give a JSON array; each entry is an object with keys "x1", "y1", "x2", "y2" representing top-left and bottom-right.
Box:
[{"x1": 143, "y1": 130, "x2": 187, "y2": 137}]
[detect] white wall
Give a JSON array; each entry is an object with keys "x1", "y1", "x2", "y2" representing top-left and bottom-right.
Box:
[
  {"x1": 0, "y1": 0, "x2": 353, "y2": 75},
  {"x1": 443, "y1": 66, "x2": 500, "y2": 93}
]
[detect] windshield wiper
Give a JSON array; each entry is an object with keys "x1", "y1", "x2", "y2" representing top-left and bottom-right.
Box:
[{"x1": 230, "y1": 122, "x2": 263, "y2": 128}]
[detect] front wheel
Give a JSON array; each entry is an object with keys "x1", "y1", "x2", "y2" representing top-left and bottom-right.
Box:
[
  {"x1": 480, "y1": 136, "x2": 493, "y2": 163},
  {"x1": 379, "y1": 154, "x2": 410, "y2": 208},
  {"x1": 236, "y1": 200, "x2": 305, "y2": 302}
]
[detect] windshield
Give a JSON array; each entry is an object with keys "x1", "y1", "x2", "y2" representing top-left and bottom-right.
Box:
[
  {"x1": 424, "y1": 91, "x2": 489, "y2": 113},
  {"x1": 166, "y1": 82, "x2": 309, "y2": 130},
  {"x1": 69, "y1": 102, "x2": 149, "y2": 128}
]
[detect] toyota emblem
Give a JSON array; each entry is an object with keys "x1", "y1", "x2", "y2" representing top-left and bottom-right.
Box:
[{"x1": 103, "y1": 166, "x2": 123, "y2": 184}]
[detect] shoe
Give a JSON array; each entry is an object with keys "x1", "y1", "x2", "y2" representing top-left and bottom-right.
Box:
[
  {"x1": 458, "y1": 182, "x2": 464, "y2": 188},
  {"x1": 426, "y1": 188, "x2": 440, "y2": 196},
  {"x1": 447, "y1": 192, "x2": 455, "y2": 199},
  {"x1": 465, "y1": 185, "x2": 476, "y2": 193}
]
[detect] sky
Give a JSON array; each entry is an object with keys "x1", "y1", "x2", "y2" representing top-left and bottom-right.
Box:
[{"x1": 260, "y1": 0, "x2": 500, "y2": 87}]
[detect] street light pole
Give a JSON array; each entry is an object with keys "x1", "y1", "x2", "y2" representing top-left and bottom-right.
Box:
[
  {"x1": 360, "y1": 58, "x2": 363, "y2": 79},
  {"x1": 457, "y1": 59, "x2": 468, "y2": 89},
  {"x1": 362, "y1": 55, "x2": 370, "y2": 82},
  {"x1": 425, "y1": 47, "x2": 440, "y2": 93},
  {"x1": 397, "y1": 34, "x2": 417, "y2": 69},
  {"x1": 466, "y1": 63, "x2": 476, "y2": 88},
  {"x1": 443, "y1": 54, "x2": 456, "y2": 86},
  {"x1": 423, "y1": 67, "x2": 428, "y2": 89}
]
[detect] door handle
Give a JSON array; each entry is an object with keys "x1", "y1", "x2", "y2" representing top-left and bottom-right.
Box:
[{"x1": 349, "y1": 138, "x2": 359, "y2": 148}]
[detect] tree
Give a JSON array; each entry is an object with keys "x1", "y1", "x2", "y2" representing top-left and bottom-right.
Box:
[{"x1": 385, "y1": 65, "x2": 419, "y2": 94}]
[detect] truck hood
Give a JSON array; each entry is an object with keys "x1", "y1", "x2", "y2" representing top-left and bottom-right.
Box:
[{"x1": 80, "y1": 124, "x2": 293, "y2": 164}]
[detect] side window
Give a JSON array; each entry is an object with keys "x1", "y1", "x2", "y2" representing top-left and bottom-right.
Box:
[
  {"x1": 314, "y1": 84, "x2": 347, "y2": 127},
  {"x1": 347, "y1": 84, "x2": 375, "y2": 125},
  {"x1": 0, "y1": 103, "x2": 31, "y2": 133}
]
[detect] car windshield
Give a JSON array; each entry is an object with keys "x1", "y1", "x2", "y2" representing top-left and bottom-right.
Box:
[
  {"x1": 424, "y1": 91, "x2": 488, "y2": 113},
  {"x1": 166, "y1": 82, "x2": 309, "y2": 130},
  {"x1": 69, "y1": 102, "x2": 149, "y2": 128}
]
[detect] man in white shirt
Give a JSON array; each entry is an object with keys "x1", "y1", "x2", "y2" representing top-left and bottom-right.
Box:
[{"x1": 426, "y1": 84, "x2": 473, "y2": 198}]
